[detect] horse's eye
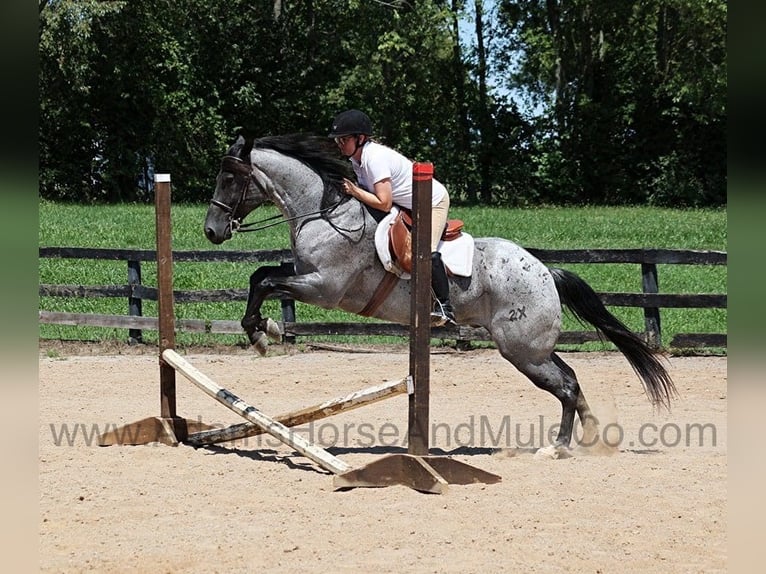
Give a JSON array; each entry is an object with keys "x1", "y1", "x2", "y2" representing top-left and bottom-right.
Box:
[{"x1": 222, "y1": 173, "x2": 235, "y2": 185}]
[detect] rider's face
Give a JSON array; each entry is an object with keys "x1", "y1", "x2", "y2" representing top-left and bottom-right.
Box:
[{"x1": 334, "y1": 135, "x2": 357, "y2": 157}]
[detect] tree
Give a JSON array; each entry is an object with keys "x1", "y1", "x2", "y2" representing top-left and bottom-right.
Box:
[
  {"x1": 39, "y1": 0, "x2": 724, "y2": 206},
  {"x1": 496, "y1": 0, "x2": 726, "y2": 206}
]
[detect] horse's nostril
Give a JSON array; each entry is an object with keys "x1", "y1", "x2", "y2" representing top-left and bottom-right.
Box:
[{"x1": 204, "y1": 227, "x2": 216, "y2": 242}]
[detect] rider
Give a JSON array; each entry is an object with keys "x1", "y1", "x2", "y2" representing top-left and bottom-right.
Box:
[{"x1": 328, "y1": 109, "x2": 456, "y2": 326}]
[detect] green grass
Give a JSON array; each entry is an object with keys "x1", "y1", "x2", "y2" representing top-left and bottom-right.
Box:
[{"x1": 39, "y1": 200, "x2": 727, "y2": 352}]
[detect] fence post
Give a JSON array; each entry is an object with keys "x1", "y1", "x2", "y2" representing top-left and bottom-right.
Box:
[
  {"x1": 278, "y1": 261, "x2": 296, "y2": 344},
  {"x1": 641, "y1": 262, "x2": 661, "y2": 347},
  {"x1": 127, "y1": 259, "x2": 143, "y2": 344},
  {"x1": 281, "y1": 300, "x2": 296, "y2": 344}
]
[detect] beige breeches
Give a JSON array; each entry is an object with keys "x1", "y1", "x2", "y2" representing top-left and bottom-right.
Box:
[{"x1": 430, "y1": 192, "x2": 450, "y2": 252}]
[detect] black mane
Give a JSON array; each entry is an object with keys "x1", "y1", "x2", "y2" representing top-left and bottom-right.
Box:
[
  {"x1": 229, "y1": 133, "x2": 353, "y2": 211},
  {"x1": 255, "y1": 133, "x2": 352, "y2": 183}
]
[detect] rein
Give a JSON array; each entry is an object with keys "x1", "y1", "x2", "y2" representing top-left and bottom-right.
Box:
[{"x1": 235, "y1": 203, "x2": 343, "y2": 233}]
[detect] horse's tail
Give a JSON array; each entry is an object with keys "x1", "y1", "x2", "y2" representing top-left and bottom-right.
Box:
[{"x1": 550, "y1": 267, "x2": 677, "y2": 409}]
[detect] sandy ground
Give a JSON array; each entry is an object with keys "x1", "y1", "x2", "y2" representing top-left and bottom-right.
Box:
[{"x1": 39, "y1": 342, "x2": 726, "y2": 573}]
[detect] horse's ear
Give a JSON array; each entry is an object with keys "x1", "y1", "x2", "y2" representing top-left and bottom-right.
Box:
[
  {"x1": 240, "y1": 134, "x2": 254, "y2": 161},
  {"x1": 234, "y1": 127, "x2": 255, "y2": 161}
]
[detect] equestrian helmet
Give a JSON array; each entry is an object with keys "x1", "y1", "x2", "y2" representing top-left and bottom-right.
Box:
[{"x1": 328, "y1": 109, "x2": 373, "y2": 137}]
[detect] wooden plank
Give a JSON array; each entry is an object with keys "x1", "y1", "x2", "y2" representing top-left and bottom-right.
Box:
[
  {"x1": 39, "y1": 247, "x2": 159, "y2": 261},
  {"x1": 40, "y1": 246, "x2": 293, "y2": 263},
  {"x1": 39, "y1": 283, "x2": 727, "y2": 310},
  {"x1": 162, "y1": 349, "x2": 352, "y2": 474},
  {"x1": 172, "y1": 249, "x2": 293, "y2": 263},
  {"x1": 599, "y1": 292, "x2": 727, "y2": 308},
  {"x1": 40, "y1": 246, "x2": 724, "y2": 266},
  {"x1": 39, "y1": 310, "x2": 159, "y2": 329},
  {"x1": 38, "y1": 312, "x2": 727, "y2": 348},
  {"x1": 38, "y1": 311, "x2": 726, "y2": 348},
  {"x1": 38, "y1": 311, "x2": 243, "y2": 334},
  {"x1": 40, "y1": 284, "x2": 264, "y2": 303},
  {"x1": 187, "y1": 377, "x2": 408, "y2": 446},
  {"x1": 527, "y1": 248, "x2": 727, "y2": 265},
  {"x1": 670, "y1": 333, "x2": 727, "y2": 348},
  {"x1": 39, "y1": 284, "x2": 134, "y2": 298}
]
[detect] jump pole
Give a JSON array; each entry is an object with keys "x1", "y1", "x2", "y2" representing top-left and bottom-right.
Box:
[
  {"x1": 186, "y1": 377, "x2": 408, "y2": 447},
  {"x1": 333, "y1": 163, "x2": 501, "y2": 493},
  {"x1": 162, "y1": 349, "x2": 352, "y2": 474},
  {"x1": 99, "y1": 174, "x2": 215, "y2": 446}
]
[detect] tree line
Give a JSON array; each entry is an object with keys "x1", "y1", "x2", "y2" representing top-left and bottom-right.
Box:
[{"x1": 39, "y1": 0, "x2": 726, "y2": 207}]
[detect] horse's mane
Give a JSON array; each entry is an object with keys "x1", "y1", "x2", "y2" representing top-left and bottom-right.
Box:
[{"x1": 229, "y1": 133, "x2": 354, "y2": 211}]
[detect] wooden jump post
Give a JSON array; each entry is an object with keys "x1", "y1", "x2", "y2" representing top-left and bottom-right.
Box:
[
  {"x1": 99, "y1": 174, "x2": 214, "y2": 446},
  {"x1": 332, "y1": 163, "x2": 501, "y2": 493}
]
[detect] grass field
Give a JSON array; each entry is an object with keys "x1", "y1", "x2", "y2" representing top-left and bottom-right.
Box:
[{"x1": 39, "y1": 200, "x2": 727, "y2": 352}]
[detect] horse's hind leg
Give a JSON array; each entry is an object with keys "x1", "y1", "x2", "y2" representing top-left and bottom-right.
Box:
[
  {"x1": 512, "y1": 352, "x2": 597, "y2": 450},
  {"x1": 551, "y1": 354, "x2": 600, "y2": 445}
]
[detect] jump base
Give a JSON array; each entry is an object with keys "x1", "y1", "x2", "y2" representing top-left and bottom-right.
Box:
[
  {"x1": 98, "y1": 416, "x2": 216, "y2": 446},
  {"x1": 333, "y1": 454, "x2": 502, "y2": 494}
]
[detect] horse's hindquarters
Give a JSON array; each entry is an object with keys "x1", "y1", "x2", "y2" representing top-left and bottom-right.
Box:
[{"x1": 465, "y1": 239, "x2": 562, "y2": 354}]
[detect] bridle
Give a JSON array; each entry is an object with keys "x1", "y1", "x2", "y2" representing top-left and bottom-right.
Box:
[
  {"x1": 208, "y1": 156, "x2": 254, "y2": 232},
  {"x1": 209, "y1": 155, "x2": 363, "y2": 236}
]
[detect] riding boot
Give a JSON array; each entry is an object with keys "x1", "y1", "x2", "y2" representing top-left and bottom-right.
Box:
[{"x1": 430, "y1": 252, "x2": 456, "y2": 327}]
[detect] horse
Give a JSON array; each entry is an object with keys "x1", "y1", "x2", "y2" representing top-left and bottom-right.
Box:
[{"x1": 203, "y1": 133, "x2": 676, "y2": 452}]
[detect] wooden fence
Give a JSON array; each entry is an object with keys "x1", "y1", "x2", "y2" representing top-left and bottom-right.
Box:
[{"x1": 39, "y1": 246, "x2": 727, "y2": 349}]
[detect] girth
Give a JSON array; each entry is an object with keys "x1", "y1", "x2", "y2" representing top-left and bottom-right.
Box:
[{"x1": 358, "y1": 272, "x2": 399, "y2": 317}]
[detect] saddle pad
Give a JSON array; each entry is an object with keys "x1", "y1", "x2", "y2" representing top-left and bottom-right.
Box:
[{"x1": 374, "y1": 207, "x2": 474, "y2": 278}]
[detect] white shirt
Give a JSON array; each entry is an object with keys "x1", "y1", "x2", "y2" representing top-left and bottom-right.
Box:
[{"x1": 350, "y1": 141, "x2": 447, "y2": 209}]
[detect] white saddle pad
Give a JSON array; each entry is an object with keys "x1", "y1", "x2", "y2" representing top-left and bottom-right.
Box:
[{"x1": 374, "y1": 207, "x2": 474, "y2": 279}]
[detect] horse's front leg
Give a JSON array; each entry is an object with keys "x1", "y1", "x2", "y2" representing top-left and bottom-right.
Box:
[
  {"x1": 242, "y1": 264, "x2": 294, "y2": 354},
  {"x1": 244, "y1": 264, "x2": 347, "y2": 354}
]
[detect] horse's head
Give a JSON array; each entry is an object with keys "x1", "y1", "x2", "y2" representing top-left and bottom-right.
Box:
[
  {"x1": 205, "y1": 132, "x2": 355, "y2": 244},
  {"x1": 204, "y1": 135, "x2": 266, "y2": 244}
]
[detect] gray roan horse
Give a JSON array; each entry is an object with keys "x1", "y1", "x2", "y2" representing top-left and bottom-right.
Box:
[{"x1": 204, "y1": 133, "x2": 676, "y2": 451}]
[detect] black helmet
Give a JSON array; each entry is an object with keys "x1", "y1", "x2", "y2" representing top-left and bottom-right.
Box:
[{"x1": 328, "y1": 109, "x2": 373, "y2": 138}]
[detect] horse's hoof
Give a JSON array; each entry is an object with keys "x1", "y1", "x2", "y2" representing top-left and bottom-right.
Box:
[
  {"x1": 534, "y1": 444, "x2": 572, "y2": 460},
  {"x1": 250, "y1": 332, "x2": 269, "y2": 356},
  {"x1": 264, "y1": 318, "x2": 281, "y2": 342}
]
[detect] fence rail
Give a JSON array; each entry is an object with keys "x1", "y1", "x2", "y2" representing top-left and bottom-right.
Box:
[{"x1": 39, "y1": 246, "x2": 727, "y2": 349}]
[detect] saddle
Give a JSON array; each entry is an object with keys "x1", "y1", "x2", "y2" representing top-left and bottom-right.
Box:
[{"x1": 388, "y1": 210, "x2": 464, "y2": 274}]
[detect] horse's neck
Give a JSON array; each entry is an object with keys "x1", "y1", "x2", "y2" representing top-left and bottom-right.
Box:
[
  {"x1": 253, "y1": 149, "x2": 323, "y2": 220},
  {"x1": 252, "y1": 148, "x2": 375, "y2": 249}
]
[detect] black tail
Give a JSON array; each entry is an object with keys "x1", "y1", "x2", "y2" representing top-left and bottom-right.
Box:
[{"x1": 550, "y1": 267, "x2": 677, "y2": 409}]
